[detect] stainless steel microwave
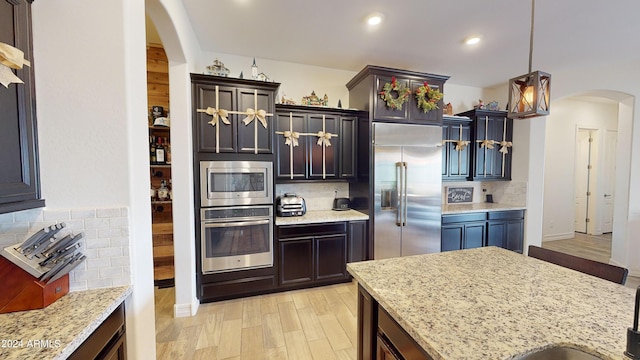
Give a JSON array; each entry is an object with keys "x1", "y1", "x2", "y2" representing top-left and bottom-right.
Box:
[{"x1": 200, "y1": 161, "x2": 273, "y2": 206}]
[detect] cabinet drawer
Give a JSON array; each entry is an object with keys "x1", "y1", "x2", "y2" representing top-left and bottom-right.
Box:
[
  {"x1": 441, "y1": 213, "x2": 486, "y2": 224},
  {"x1": 487, "y1": 210, "x2": 524, "y2": 220},
  {"x1": 277, "y1": 222, "x2": 346, "y2": 239}
]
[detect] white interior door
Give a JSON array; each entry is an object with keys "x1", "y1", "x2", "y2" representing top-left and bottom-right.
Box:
[
  {"x1": 574, "y1": 129, "x2": 592, "y2": 233},
  {"x1": 601, "y1": 130, "x2": 617, "y2": 233}
]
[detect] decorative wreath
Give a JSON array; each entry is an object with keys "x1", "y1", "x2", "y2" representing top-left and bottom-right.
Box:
[
  {"x1": 379, "y1": 76, "x2": 411, "y2": 110},
  {"x1": 415, "y1": 82, "x2": 444, "y2": 113}
]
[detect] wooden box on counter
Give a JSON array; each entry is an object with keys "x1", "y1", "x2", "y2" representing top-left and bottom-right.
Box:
[{"x1": 0, "y1": 256, "x2": 69, "y2": 314}]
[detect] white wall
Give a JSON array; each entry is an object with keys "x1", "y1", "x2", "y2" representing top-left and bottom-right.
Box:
[
  {"x1": 31, "y1": 1, "x2": 155, "y2": 359},
  {"x1": 542, "y1": 99, "x2": 619, "y2": 240}
]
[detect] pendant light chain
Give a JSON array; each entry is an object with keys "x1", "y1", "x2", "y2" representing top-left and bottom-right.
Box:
[{"x1": 528, "y1": 0, "x2": 535, "y2": 73}]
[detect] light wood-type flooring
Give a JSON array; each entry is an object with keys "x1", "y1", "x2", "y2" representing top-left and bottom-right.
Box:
[
  {"x1": 542, "y1": 232, "x2": 639, "y2": 288},
  {"x1": 155, "y1": 233, "x2": 638, "y2": 359}
]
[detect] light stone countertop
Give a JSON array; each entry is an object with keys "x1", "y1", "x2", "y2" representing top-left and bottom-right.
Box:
[
  {"x1": 347, "y1": 247, "x2": 635, "y2": 360},
  {"x1": 275, "y1": 209, "x2": 369, "y2": 225},
  {"x1": 0, "y1": 285, "x2": 132, "y2": 360},
  {"x1": 443, "y1": 202, "x2": 526, "y2": 214}
]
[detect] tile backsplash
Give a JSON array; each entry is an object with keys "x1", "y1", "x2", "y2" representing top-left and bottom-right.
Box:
[
  {"x1": 442, "y1": 181, "x2": 527, "y2": 206},
  {"x1": 0, "y1": 207, "x2": 131, "y2": 291},
  {"x1": 276, "y1": 182, "x2": 349, "y2": 211}
]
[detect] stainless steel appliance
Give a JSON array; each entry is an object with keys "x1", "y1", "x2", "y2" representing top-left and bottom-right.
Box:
[
  {"x1": 201, "y1": 205, "x2": 273, "y2": 273},
  {"x1": 373, "y1": 122, "x2": 442, "y2": 259},
  {"x1": 276, "y1": 193, "x2": 306, "y2": 217},
  {"x1": 200, "y1": 160, "x2": 272, "y2": 207}
]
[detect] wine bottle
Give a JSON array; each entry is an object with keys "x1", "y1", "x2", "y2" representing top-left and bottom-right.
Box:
[
  {"x1": 149, "y1": 136, "x2": 157, "y2": 164},
  {"x1": 157, "y1": 180, "x2": 169, "y2": 201},
  {"x1": 165, "y1": 137, "x2": 171, "y2": 164},
  {"x1": 156, "y1": 137, "x2": 166, "y2": 164}
]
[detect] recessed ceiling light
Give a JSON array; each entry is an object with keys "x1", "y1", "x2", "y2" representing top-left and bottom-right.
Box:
[
  {"x1": 464, "y1": 35, "x2": 483, "y2": 45},
  {"x1": 366, "y1": 13, "x2": 383, "y2": 26}
]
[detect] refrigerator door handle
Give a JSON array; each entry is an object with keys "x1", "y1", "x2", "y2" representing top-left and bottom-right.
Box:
[
  {"x1": 396, "y1": 162, "x2": 403, "y2": 227},
  {"x1": 403, "y1": 162, "x2": 408, "y2": 226}
]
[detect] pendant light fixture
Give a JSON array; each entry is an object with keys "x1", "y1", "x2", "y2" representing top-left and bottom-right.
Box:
[{"x1": 507, "y1": 0, "x2": 551, "y2": 119}]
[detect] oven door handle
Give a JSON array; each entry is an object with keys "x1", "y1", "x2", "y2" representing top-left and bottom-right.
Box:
[{"x1": 202, "y1": 219, "x2": 271, "y2": 228}]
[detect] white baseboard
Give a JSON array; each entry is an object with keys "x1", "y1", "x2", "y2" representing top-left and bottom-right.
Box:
[
  {"x1": 542, "y1": 232, "x2": 575, "y2": 242},
  {"x1": 173, "y1": 299, "x2": 200, "y2": 318}
]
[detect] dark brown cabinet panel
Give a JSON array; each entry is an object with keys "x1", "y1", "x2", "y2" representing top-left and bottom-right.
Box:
[
  {"x1": 307, "y1": 114, "x2": 338, "y2": 179},
  {"x1": 442, "y1": 116, "x2": 473, "y2": 181},
  {"x1": 408, "y1": 79, "x2": 445, "y2": 124},
  {"x1": 275, "y1": 105, "x2": 363, "y2": 182},
  {"x1": 69, "y1": 303, "x2": 126, "y2": 360},
  {"x1": 348, "y1": 220, "x2": 367, "y2": 263},
  {"x1": 279, "y1": 238, "x2": 313, "y2": 285},
  {"x1": 456, "y1": 109, "x2": 513, "y2": 181},
  {"x1": 191, "y1": 74, "x2": 279, "y2": 154},
  {"x1": 373, "y1": 75, "x2": 410, "y2": 122},
  {"x1": 0, "y1": 0, "x2": 45, "y2": 214},
  {"x1": 315, "y1": 234, "x2": 347, "y2": 280}
]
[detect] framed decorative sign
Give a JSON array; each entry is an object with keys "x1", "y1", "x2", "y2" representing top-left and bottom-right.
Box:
[{"x1": 446, "y1": 187, "x2": 474, "y2": 204}]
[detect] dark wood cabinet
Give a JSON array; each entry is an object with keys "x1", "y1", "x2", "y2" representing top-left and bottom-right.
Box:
[
  {"x1": 348, "y1": 220, "x2": 367, "y2": 263},
  {"x1": 487, "y1": 210, "x2": 525, "y2": 253},
  {"x1": 277, "y1": 222, "x2": 354, "y2": 288},
  {"x1": 442, "y1": 210, "x2": 524, "y2": 253},
  {"x1": 456, "y1": 109, "x2": 513, "y2": 181},
  {"x1": 275, "y1": 105, "x2": 363, "y2": 182},
  {"x1": 441, "y1": 213, "x2": 486, "y2": 251},
  {"x1": 191, "y1": 74, "x2": 279, "y2": 154},
  {"x1": 0, "y1": 0, "x2": 45, "y2": 214},
  {"x1": 346, "y1": 65, "x2": 449, "y2": 126},
  {"x1": 442, "y1": 116, "x2": 473, "y2": 181},
  {"x1": 68, "y1": 303, "x2": 126, "y2": 360}
]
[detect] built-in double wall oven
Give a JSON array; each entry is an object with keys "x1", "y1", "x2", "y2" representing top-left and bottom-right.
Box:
[{"x1": 199, "y1": 161, "x2": 273, "y2": 274}]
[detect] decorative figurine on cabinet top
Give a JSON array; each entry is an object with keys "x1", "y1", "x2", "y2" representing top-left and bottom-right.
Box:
[
  {"x1": 206, "y1": 58, "x2": 230, "y2": 77},
  {"x1": 301, "y1": 90, "x2": 329, "y2": 106}
]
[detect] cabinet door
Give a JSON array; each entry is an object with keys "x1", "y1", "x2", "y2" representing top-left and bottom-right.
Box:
[
  {"x1": 443, "y1": 121, "x2": 472, "y2": 181},
  {"x1": 275, "y1": 112, "x2": 307, "y2": 180},
  {"x1": 315, "y1": 234, "x2": 347, "y2": 281},
  {"x1": 408, "y1": 79, "x2": 444, "y2": 125},
  {"x1": 474, "y1": 115, "x2": 512, "y2": 180},
  {"x1": 307, "y1": 114, "x2": 338, "y2": 179},
  {"x1": 487, "y1": 221, "x2": 506, "y2": 248},
  {"x1": 0, "y1": 1, "x2": 45, "y2": 214},
  {"x1": 348, "y1": 221, "x2": 367, "y2": 263},
  {"x1": 377, "y1": 334, "x2": 402, "y2": 360},
  {"x1": 339, "y1": 116, "x2": 357, "y2": 179},
  {"x1": 441, "y1": 225, "x2": 464, "y2": 252},
  {"x1": 441, "y1": 124, "x2": 449, "y2": 177},
  {"x1": 279, "y1": 238, "x2": 313, "y2": 285},
  {"x1": 373, "y1": 75, "x2": 409, "y2": 122},
  {"x1": 237, "y1": 87, "x2": 274, "y2": 154},
  {"x1": 505, "y1": 219, "x2": 524, "y2": 253},
  {"x1": 463, "y1": 222, "x2": 486, "y2": 249},
  {"x1": 194, "y1": 84, "x2": 236, "y2": 153}
]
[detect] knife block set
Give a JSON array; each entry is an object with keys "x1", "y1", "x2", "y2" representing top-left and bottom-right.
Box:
[
  {"x1": 0, "y1": 223, "x2": 86, "y2": 314},
  {"x1": 0, "y1": 256, "x2": 69, "y2": 314}
]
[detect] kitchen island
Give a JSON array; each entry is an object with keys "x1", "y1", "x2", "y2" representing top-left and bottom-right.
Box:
[
  {"x1": 347, "y1": 247, "x2": 635, "y2": 360},
  {"x1": 0, "y1": 285, "x2": 131, "y2": 360}
]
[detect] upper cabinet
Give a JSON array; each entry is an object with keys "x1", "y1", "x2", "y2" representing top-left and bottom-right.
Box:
[
  {"x1": 456, "y1": 109, "x2": 513, "y2": 181},
  {"x1": 191, "y1": 74, "x2": 280, "y2": 155},
  {"x1": 346, "y1": 65, "x2": 449, "y2": 125},
  {"x1": 274, "y1": 104, "x2": 363, "y2": 182},
  {"x1": 0, "y1": 0, "x2": 45, "y2": 214},
  {"x1": 442, "y1": 116, "x2": 473, "y2": 181}
]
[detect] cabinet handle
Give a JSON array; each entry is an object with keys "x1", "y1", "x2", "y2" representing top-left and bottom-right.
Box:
[{"x1": 396, "y1": 162, "x2": 403, "y2": 227}]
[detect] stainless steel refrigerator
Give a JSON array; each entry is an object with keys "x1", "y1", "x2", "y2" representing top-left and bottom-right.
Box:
[{"x1": 373, "y1": 122, "x2": 442, "y2": 259}]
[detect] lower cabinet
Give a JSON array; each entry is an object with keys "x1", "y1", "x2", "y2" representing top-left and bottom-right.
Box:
[
  {"x1": 68, "y1": 304, "x2": 126, "y2": 360},
  {"x1": 441, "y1": 210, "x2": 524, "y2": 253},
  {"x1": 278, "y1": 220, "x2": 367, "y2": 288}
]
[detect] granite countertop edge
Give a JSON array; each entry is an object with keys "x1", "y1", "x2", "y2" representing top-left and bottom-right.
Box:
[
  {"x1": 275, "y1": 209, "x2": 369, "y2": 225},
  {"x1": 442, "y1": 202, "x2": 526, "y2": 214},
  {"x1": 0, "y1": 285, "x2": 132, "y2": 360}
]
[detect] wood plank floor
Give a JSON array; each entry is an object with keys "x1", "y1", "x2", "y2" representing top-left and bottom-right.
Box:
[
  {"x1": 542, "y1": 232, "x2": 640, "y2": 288},
  {"x1": 155, "y1": 236, "x2": 638, "y2": 359},
  {"x1": 155, "y1": 281, "x2": 358, "y2": 360}
]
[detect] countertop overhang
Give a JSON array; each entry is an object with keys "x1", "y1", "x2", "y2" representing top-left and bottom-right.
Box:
[
  {"x1": 347, "y1": 247, "x2": 635, "y2": 360},
  {"x1": 275, "y1": 209, "x2": 369, "y2": 225},
  {"x1": 0, "y1": 285, "x2": 132, "y2": 360}
]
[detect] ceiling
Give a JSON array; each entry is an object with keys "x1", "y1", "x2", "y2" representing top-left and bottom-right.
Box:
[{"x1": 152, "y1": 0, "x2": 640, "y2": 88}]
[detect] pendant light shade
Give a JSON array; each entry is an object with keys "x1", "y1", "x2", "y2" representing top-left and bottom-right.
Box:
[{"x1": 507, "y1": 0, "x2": 551, "y2": 119}]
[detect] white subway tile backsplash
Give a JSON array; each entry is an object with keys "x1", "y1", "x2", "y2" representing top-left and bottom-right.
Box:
[{"x1": 0, "y1": 206, "x2": 132, "y2": 292}]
